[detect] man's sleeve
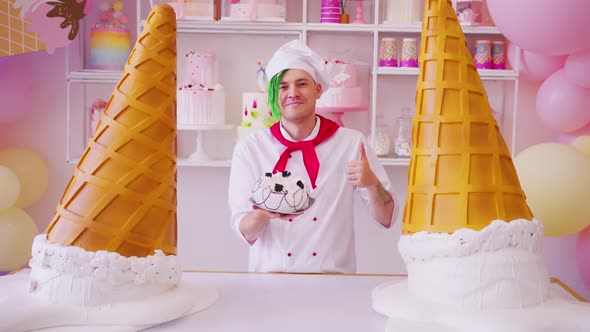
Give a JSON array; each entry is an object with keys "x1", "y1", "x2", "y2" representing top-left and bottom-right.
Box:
[{"x1": 228, "y1": 140, "x2": 256, "y2": 245}]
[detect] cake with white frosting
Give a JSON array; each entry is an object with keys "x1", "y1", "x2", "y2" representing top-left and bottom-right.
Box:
[
  {"x1": 251, "y1": 171, "x2": 311, "y2": 214},
  {"x1": 177, "y1": 50, "x2": 225, "y2": 126},
  {"x1": 237, "y1": 61, "x2": 278, "y2": 139}
]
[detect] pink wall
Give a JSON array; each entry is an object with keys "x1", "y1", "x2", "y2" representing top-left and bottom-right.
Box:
[{"x1": 1, "y1": 47, "x2": 588, "y2": 301}]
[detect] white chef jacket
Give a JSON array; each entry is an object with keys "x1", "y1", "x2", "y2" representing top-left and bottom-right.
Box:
[{"x1": 228, "y1": 116, "x2": 398, "y2": 273}]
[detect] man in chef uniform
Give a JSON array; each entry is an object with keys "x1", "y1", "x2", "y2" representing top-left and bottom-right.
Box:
[{"x1": 228, "y1": 40, "x2": 399, "y2": 273}]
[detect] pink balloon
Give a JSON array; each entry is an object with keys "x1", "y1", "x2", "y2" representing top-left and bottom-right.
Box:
[
  {"x1": 565, "y1": 49, "x2": 590, "y2": 89},
  {"x1": 536, "y1": 69, "x2": 590, "y2": 133},
  {"x1": 576, "y1": 225, "x2": 590, "y2": 292},
  {"x1": 555, "y1": 122, "x2": 590, "y2": 143},
  {"x1": 487, "y1": 0, "x2": 590, "y2": 56},
  {"x1": 507, "y1": 43, "x2": 566, "y2": 82},
  {"x1": 0, "y1": 55, "x2": 33, "y2": 124}
]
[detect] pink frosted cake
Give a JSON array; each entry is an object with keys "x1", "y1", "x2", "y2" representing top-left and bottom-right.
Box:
[
  {"x1": 316, "y1": 58, "x2": 364, "y2": 108},
  {"x1": 89, "y1": 0, "x2": 131, "y2": 70},
  {"x1": 89, "y1": 98, "x2": 107, "y2": 138},
  {"x1": 177, "y1": 51, "x2": 225, "y2": 126}
]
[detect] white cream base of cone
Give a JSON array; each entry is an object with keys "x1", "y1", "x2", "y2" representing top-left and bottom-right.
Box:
[
  {"x1": 29, "y1": 235, "x2": 181, "y2": 306},
  {"x1": 407, "y1": 247, "x2": 549, "y2": 309},
  {"x1": 0, "y1": 270, "x2": 219, "y2": 331},
  {"x1": 372, "y1": 219, "x2": 590, "y2": 331},
  {"x1": 399, "y1": 219, "x2": 550, "y2": 309},
  {"x1": 372, "y1": 279, "x2": 590, "y2": 332}
]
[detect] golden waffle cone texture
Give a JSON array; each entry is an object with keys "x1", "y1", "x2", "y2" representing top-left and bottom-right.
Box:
[
  {"x1": 45, "y1": 4, "x2": 178, "y2": 257},
  {"x1": 402, "y1": 0, "x2": 532, "y2": 234}
]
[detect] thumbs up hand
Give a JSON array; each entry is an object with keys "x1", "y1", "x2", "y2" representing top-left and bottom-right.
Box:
[{"x1": 346, "y1": 142, "x2": 379, "y2": 188}]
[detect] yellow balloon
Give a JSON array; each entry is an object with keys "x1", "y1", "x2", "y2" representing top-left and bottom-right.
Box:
[
  {"x1": 514, "y1": 143, "x2": 590, "y2": 237},
  {"x1": 571, "y1": 135, "x2": 590, "y2": 157},
  {"x1": 0, "y1": 165, "x2": 20, "y2": 210},
  {"x1": 0, "y1": 207, "x2": 39, "y2": 271},
  {"x1": 0, "y1": 148, "x2": 49, "y2": 208}
]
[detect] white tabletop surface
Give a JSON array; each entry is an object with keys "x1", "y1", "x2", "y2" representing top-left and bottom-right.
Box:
[
  {"x1": 146, "y1": 272, "x2": 392, "y2": 332},
  {"x1": 144, "y1": 272, "x2": 580, "y2": 332}
]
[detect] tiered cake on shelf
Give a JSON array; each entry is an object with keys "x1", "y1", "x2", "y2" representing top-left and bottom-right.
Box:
[
  {"x1": 89, "y1": 0, "x2": 131, "y2": 70},
  {"x1": 237, "y1": 61, "x2": 278, "y2": 139},
  {"x1": 316, "y1": 58, "x2": 364, "y2": 108},
  {"x1": 177, "y1": 51, "x2": 225, "y2": 126},
  {"x1": 222, "y1": 0, "x2": 285, "y2": 21}
]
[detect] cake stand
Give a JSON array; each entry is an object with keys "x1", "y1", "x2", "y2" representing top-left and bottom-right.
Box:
[
  {"x1": 178, "y1": 124, "x2": 234, "y2": 161},
  {"x1": 316, "y1": 106, "x2": 368, "y2": 127}
]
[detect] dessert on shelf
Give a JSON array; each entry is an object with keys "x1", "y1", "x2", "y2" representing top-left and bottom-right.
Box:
[
  {"x1": 88, "y1": 98, "x2": 107, "y2": 138},
  {"x1": 237, "y1": 61, "x2": 278, "y2": 140},
  {"x1": 89, "y1": 0, "x2": 131, "y2": 70},
  {"x1": 221, "y1": 0, "x2": 286, "y2": 22},
  {"x1": 177, "y1": 50, "x2": 225, "y2": 126},
  {"x1": 316, "y1": 57, "x2": 368, "y2": 126},
  {"x1": 165, "y1": 0, "x2": 215, "y2": 20}
]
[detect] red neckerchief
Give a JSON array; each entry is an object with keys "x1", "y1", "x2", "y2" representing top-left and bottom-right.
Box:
[{"x1": 270, "y1": 115, "x2": 339, "y2": 189}]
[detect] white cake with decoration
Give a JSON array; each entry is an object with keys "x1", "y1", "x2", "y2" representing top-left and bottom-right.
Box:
[
  {"x1": 251, "y1": 171, "x2": 311, "y2": 214},
  {"x1": 237, "y1": 61, "x2": 278, "y2": 139},
  {"x1": 316, "y1": 58, "x2": 364, "y2": 108},
  {"x1": 177, "y1": 51, "x2": 225, "y2": 126}
]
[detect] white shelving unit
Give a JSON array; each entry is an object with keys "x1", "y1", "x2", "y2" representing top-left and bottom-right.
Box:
[
  {"x1": 178, "y1": 124, "x2": 234, "y2": 164},
  {"x1": 65, "y1": 0, "x2": 520, "y2": 167}
]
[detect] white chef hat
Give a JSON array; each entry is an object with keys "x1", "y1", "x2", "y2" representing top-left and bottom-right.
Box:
[{"x1": 266, "y1": 39, "x2": 330, "y2": 89}]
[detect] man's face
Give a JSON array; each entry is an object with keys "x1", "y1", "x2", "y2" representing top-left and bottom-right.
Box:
[{"x1": 278, "y1": 69, "x2": 323, "y2": 123}]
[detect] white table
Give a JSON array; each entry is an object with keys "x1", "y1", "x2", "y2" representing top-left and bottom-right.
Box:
[
  {"x1": 0, "y1": 271, "x2": 582, "y2": 332},
  {"x1": 145, "y1": 272, "x2": 582, "y2": 332}
]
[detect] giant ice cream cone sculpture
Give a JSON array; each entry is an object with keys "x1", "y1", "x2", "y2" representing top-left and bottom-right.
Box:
[
  {"x1": 402, "y1": 0, "x2": 532, "y2": 234},
  {"x1": 45, "y1": 4, "x2": 178, "y2": 257}
]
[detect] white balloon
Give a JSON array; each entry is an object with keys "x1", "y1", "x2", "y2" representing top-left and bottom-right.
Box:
[
  {"x1": 0, "y1": 165, "x2": 20, "y2": 210},
  {"x1": 0, "y1": 148, "x2": 49, "y2": 208},
  {"x1": 0, "y1": 208, "x2": 39, "y2": 271}
]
